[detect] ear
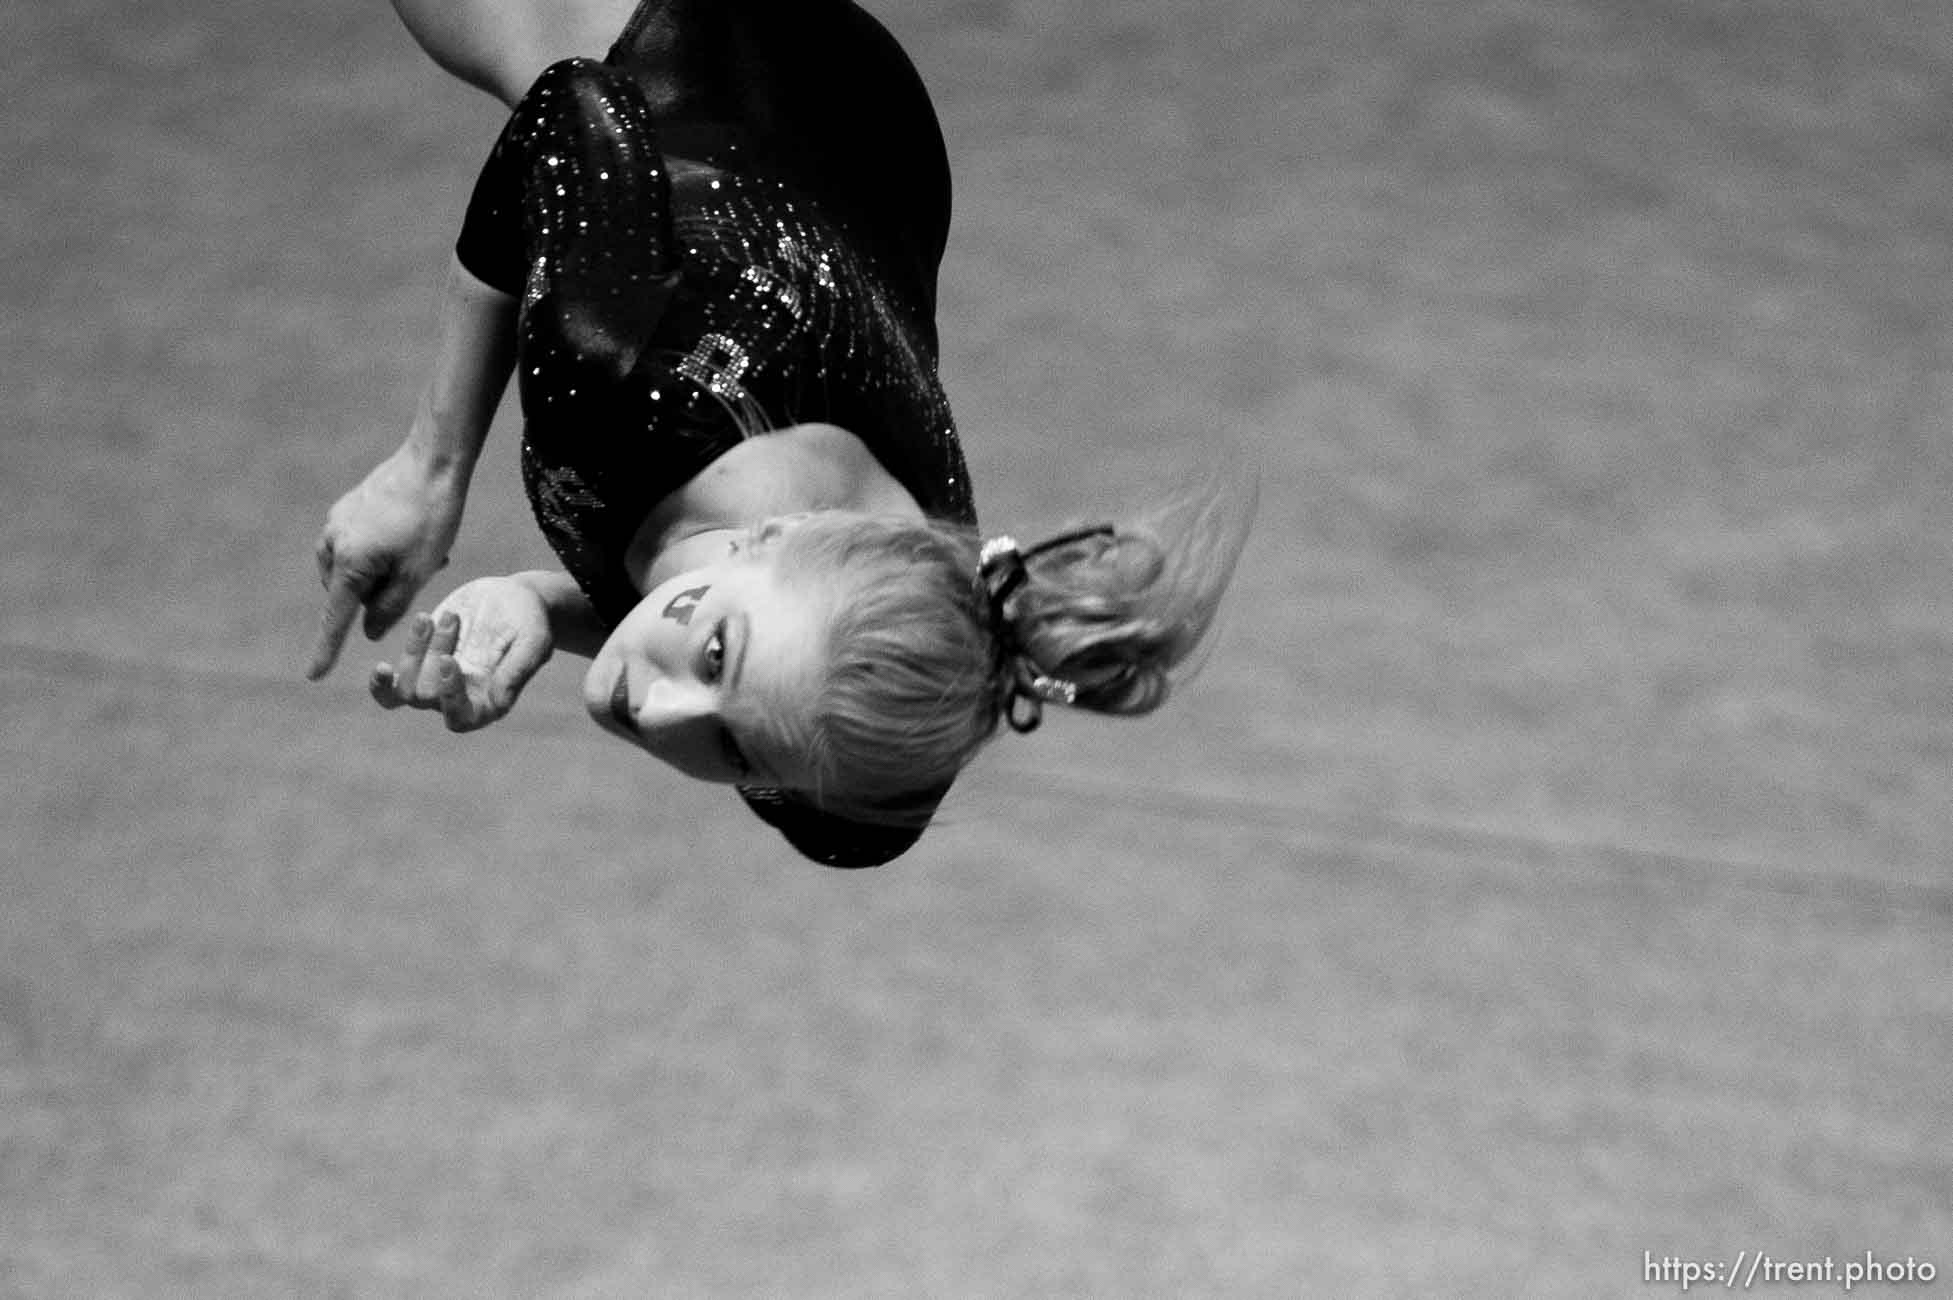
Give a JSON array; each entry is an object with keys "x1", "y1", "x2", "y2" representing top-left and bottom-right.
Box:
[{"x1": 757, "y1": 512, "x2": 816, "y2": 544}]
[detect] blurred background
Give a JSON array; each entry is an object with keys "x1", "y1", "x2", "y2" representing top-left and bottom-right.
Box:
[{"x1": 2, "y1": 0, "x2": 1948, "y2": 1295}]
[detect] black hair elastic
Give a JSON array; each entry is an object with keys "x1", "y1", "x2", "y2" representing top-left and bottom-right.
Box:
[{"x1": 977, "y1": 523, "x2": 1116, "y2": 733}]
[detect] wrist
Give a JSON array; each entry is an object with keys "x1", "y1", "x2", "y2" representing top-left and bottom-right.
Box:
[
  {"x1": 509, "y1": 570, "x2": 607, "y2": 658},
  {"x1": 400, "y1": 414, "x2": 480, "y2": 490}
]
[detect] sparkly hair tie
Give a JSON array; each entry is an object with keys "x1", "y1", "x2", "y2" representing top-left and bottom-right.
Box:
[{"x1": 978, "y1": 523, "x2": 1116, "y2": 733}]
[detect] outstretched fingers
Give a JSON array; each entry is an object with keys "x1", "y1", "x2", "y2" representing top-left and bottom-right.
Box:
[
  {"x1": 370, "y1": 661, "x2": 405, "y2": 709},
  {"x1": 368, "y1": 612, "x2": 433, "y2": 709},
  {"x1": 436, "y1": 656, "x2": 481, "y2": 732},
  {"x1": 309, "y1": 567, "x2": 372, "y2": 681},
  {"x1": 363, "y1": 586, "x2": 547, "y2": 734},
  {"x1": 428, "y1": 610, "x2": 462, "y2": 662},
  {"x1": 396, "y1": 612, "x2": 438, "y2": 695}
]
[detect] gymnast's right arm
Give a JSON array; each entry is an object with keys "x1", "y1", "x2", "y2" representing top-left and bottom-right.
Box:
[{"x1": 306, "y1": 256, "x2": 517, "y2": 680}]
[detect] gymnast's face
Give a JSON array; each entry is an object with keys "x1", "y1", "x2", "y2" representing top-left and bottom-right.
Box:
[{"x1": 583, "y1": 532, "x2": 825, "y2": 788}]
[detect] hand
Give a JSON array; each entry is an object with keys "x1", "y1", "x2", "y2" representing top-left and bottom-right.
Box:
[
  {"x1": 307, "y1": 444, "x2": 467, "y2": 680},
  {"x1": 369, "y1": 577, "x2": 553, "y2": 732}
]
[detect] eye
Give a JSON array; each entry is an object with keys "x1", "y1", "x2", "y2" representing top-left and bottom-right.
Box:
[
  {"x1": 700, "y1": 620, "x2": 750, "y2": 779},
  {"x1": 702, "y1": 621, "x2": 728, "y2": 683}
]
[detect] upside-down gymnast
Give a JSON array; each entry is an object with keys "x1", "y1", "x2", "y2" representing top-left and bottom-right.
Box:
[{"x1": 307, "y1": 0, "x2": 1254, "y2": 867}]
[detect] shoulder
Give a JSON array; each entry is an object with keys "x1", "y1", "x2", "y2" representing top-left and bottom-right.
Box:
[
  {"x1": 683, "y1": 424, "x2": 856, "y2": 508},
  {"x1": 662, "y1": 423, "x2": 919, "y2": 521}
]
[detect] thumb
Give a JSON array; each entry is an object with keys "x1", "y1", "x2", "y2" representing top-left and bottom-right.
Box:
[{"x1": 488, "y1": 623, "x2": 552, "y2": 712}]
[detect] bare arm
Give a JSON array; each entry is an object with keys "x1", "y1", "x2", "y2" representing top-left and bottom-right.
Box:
[
  {"x1": 389, "y1": 0, "x2": 641, "y2": 105},
  {"x1": 307, "y1": 256, "x2": 518, "y2": 678},
  {"x1": 510, "y1": 569, "x2": 611, "y2": 659},
  {"x1": 411, "y1": 254, "x2": 518, "y2": 481}
]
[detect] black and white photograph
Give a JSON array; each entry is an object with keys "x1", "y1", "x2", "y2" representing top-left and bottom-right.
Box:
[{"x1": 1, "y1": 0, "x2": 1947, "y2": 1294}]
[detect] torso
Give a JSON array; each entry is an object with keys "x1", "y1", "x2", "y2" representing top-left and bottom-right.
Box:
[{"x1": 463, "y1": 11, "x2": 974, "y2": 629}]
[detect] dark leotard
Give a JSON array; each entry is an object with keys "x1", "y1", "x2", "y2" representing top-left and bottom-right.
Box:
[{"x1": 454, "y1": 1, "x2": 976, "y2": 867}]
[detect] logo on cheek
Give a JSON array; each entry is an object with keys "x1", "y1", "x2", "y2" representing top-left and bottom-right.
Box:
[{"x1": 662, "y1": 585, "x2": 710, "y2": 626}]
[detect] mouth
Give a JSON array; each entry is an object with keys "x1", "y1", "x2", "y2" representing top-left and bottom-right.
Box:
[{"x1": 608, "y1": 669, "x2": 634, "y2": 731}]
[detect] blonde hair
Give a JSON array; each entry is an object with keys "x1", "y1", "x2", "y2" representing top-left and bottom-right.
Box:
[{"x1": 765, "y1": 473, "x2": 1257, "y2": 827}]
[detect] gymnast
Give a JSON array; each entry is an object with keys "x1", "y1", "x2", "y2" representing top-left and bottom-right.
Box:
[{"x1": 307, "y1": 0, "x2": 1253, "y2": 866}]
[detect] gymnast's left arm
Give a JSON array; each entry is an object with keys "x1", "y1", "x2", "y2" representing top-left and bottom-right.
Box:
[{"x1": 307, "y1": 256, "x2": 517, "y2": 681}]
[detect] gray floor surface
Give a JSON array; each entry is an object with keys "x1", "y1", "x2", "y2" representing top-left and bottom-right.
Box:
[{"x1": 2, "y1": 0, "x2": 1948, "y2": 1295}]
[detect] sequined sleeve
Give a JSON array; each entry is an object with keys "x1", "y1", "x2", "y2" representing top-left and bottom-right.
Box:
[
  {"x1": 455, "y1": 60, "x2": 681, "y2": 312},
  {"x1": 453, "y1": 123, "x2": 525, "y2": 295}
]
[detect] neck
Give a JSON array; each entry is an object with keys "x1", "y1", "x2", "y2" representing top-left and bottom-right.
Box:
[{"x1": 625, "y1": 422, "x2": 924, "y2": 590}]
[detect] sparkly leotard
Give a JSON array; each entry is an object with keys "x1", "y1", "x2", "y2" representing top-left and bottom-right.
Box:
[{"x1": 454, "y1": 1, "x2": 976, "y2": 867}]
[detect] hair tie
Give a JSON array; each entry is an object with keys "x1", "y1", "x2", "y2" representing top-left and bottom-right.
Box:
[{"x1": 978, "y1": 524, "x2": 1116, "y2": 733}]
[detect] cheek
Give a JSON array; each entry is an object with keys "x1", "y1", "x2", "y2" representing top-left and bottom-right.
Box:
[
  {"x1": 581, "y1": 615, "x2": 653, "y2": 711},
  {"x1": 604, "y1": 606, "x2": 664, "y2": 663}
]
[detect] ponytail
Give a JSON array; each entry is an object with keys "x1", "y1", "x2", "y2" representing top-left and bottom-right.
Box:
[
  {"x1": 764, "y1": 471, "x2": 1257, "y2": 826},
  {"x1": 992, "y1": 472, "x2": 1257, "y2": 727}
]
